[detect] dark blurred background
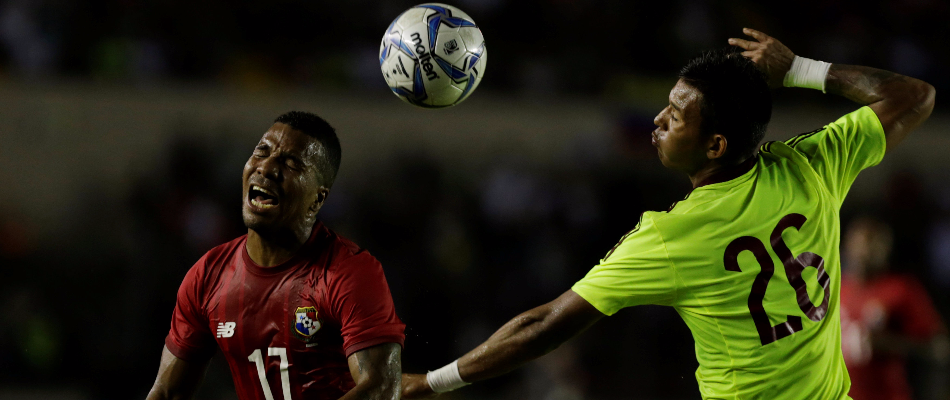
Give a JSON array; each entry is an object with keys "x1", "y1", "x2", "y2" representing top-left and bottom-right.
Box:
[{"x1": 0, "y1": 0, "x2": 948, "y2": 399}]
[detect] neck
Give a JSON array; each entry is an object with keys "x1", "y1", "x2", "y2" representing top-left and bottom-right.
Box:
[
  {"x1": 246, "y1": 224, "x2": 314, "y2": 267},
  {"x1": 688, "y1": 163, "x2": 726, "y2": 188},
  {"x1": 687, "y1": 156, "x2": 754, "y2": 188}
]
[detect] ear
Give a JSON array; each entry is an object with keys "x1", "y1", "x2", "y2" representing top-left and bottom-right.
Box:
[
  {"x1": 307, "y1": 186, "x2": 330, "y2": 219},
  {"x1": 706, "y1": 133, "x2": 728, "y2": 160}
]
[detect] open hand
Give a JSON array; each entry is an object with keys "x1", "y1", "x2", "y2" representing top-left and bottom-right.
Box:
[
  {"x1": 401, "y1": 373, "x2": 439, "y2": 399},
  {"x1": 728, "y1": 28, "x2": 795, "y2": 88}
]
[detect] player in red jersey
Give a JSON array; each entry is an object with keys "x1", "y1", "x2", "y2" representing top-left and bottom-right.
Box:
[
  {"x1": 146, "y1": 111, "x2": 405, "y2": 400},
  {"x1": 840, "y1": 217, "x2": 949, "y2": 400}
]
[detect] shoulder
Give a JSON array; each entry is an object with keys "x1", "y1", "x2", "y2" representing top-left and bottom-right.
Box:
[
  {"x1": 638, "y1": 211, "x2": 663, "y2": 228},
  {"x1": 832, "y1": 106, "x2": 885, "y2": 134},
  {"x1": 319, "y1": 228, "x2": 397, "y2": 310},
  {"x1": 798, "y1": 106, "x2": 883, "y2": 141},
  {"x1": 646, "y1": 196, "x2": 716, "y2": 232},
  {"x1": 759, "y1": 138, "x2": 806, "y2": 161},
  {"x1": 619, "y1": 212, "x2": 661, "y2": 236},
  {"x1": 323, "y1": 227, "x2": 384, "y2": 276},
  {"x1": 777, "y1": 107, "x2": 886, "y2": 155},
  {"x1": 603, "y1": 212, "x2": 665, "y2": 260},
  {"x1": 188, "y1": 235, "x2": 246, "y2": 281},
  {"x1": 756, "y1": 139, "x2": 821, "y2": 181},
  {"x1": 205, "y1": 235, "x2": 247, "y2": 264},
  {"x1": 327, "y1": 228, "x2": 365, "y2": 259}
]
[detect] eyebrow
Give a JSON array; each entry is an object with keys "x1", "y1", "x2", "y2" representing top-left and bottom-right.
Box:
[{"x1": 669, "y1": 101, "x2": 682, "y2": 112}]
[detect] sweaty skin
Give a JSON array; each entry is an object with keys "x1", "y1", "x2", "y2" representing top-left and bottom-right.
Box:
[
  {"x1": 243, "y1": 123, "x2": 329, "y2": 267},
  {"x1": 401, "y1": 28, "x2": 935, "y2": 399},
  {"x1": 341, "y1": 343, "x2": 402, "y2": 400}
]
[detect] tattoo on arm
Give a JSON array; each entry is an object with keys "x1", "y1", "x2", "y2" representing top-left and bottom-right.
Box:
[
  {"x1": 825, "y1": 64, "x2": 935, "y2": 151},
  {"x1": 826, "y1": 65, "x2": 914, "y2": 106}
]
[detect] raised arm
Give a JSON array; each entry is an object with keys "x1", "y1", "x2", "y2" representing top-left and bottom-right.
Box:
[
  {"x1": 340, "y1": 343, "x2": 402, "y2": 400},
  {"x1": 145, "y1": 346, "x2": 210, "y2": 400},
  {"x1": 402, "y1": 290, "x2": 605, "y2": 398},
  {"x1": 826, "y1": 64, "x2": 935, "y2": 151},
  {"x1": 729, "y1": 28, "x2": 935, "y2": 152}
]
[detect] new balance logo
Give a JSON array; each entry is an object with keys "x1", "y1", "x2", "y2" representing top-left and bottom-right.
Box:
[{"x1": 217, "y1": 322, "x2": 236, "y2": 338}]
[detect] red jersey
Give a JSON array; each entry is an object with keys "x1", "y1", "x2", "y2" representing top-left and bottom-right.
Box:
[
  {"x1": 165, "y1": 222, "x2": 405, "y2": 400},
  {"x1": 841, "y1": 274, "x2": 944, "y2": 400}
]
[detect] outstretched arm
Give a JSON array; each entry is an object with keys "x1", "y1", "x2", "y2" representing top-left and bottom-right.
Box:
[
  {"x1": 340, "y1": 343, "x2": 402, "y2": 400},
  {"x1": 729, "y1": 28, "x2": 935, "y2": 152},
  {"x1": 402, "y1": 290, "x2": 605, "y2": 398},
  {"x1": 145, "y1": 346, "x2": 211, "y2": 400}
]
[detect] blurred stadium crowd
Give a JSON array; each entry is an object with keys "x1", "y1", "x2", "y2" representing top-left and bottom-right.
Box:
[
  {"x1": 0, "y1": 0, "x2": 948, "y2": 399},
  {"x1": 0, "y1": 0, "x2": 948, "y2": 94}
]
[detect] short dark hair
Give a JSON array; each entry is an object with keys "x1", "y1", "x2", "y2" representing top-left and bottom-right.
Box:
[
  {"x1": 274, "y1": 111, "x2": 342, "y2": 188},
  {"x1": 678, "y1": 48, "x2": 771, "y2": 162}
]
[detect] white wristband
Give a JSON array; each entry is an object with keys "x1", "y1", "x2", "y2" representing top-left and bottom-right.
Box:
[
  {"x1": 783, "y1": 56, "x2": 832, "y2": 93},
  {"x1": 426, "y1": 360, "x2": 469, "y2": 393}
]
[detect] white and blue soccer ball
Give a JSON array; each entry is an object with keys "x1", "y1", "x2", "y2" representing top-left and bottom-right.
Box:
[{"x1": 379, "y1": 3, "x2": 487, "y2": 108}]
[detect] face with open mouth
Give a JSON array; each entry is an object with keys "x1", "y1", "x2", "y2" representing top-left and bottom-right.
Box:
[
  {"x1": 242, "y1": 122, "x2": 328, "y2": 235},
  {"x1": 248, "y1": 184, "x2": 279, "y2": 210}
]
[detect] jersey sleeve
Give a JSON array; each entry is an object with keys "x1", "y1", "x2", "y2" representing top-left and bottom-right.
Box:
[
  {"x1": 571, "y1": 213, "x2": 676, "y2": 315},
  {"x1": 327, "y1": 251, "x2": 406, "y2": 358},
  {"x1": 165, "y1": 255, "x2": 217, "y2": 361},
  {"x1": 786, "y1": 106, "x2": 887, "y2": 203}
]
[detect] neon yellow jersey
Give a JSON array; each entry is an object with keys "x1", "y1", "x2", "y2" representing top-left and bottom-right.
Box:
[{"x1": 572, "y1": 106, "x2": 886, "y2": 399}]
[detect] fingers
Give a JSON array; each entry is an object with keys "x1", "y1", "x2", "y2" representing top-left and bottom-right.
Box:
[
  {"x1": 730, "y1": 28, "x2": 775, "y2": 51},
  {"x1": 740, "y1": 51, "x2": 762, "y2": 64},
  {"x1": 728, "y1": 37, "x2": 757, "y2": 50},
  {"x1": 742, "y1": 27, "x2": 769, "y2": 41}
]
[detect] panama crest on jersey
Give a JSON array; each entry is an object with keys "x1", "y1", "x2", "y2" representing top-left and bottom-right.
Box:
[{"x1": 292, "y1": 306, "x2": 321, "y2": 344}]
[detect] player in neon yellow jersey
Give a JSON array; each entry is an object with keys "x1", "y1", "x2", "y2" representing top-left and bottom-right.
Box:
[{"x1": 402, "y1": 29, "x2": 935, "y2": 399}]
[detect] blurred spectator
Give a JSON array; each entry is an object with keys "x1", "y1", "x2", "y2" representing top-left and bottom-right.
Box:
[{"x1": 840, "y1": 216, "x2": 950, "y2": 400}]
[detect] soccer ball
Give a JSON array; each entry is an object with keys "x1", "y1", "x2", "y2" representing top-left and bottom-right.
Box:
[{"x1": 379, "y1": 3, "x2": 487, "y2": 108}]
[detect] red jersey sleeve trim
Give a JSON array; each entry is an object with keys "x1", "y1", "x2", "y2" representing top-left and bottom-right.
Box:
[
  {"x1": 342, "y1": 320, "x2": 406, "y2": 358},
  {"x1": 165, "y1": 334, "x2": 216, "y2": 362},
  {"x1": 344, "y1": 334, "x2": 406, "y2": 358}
]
